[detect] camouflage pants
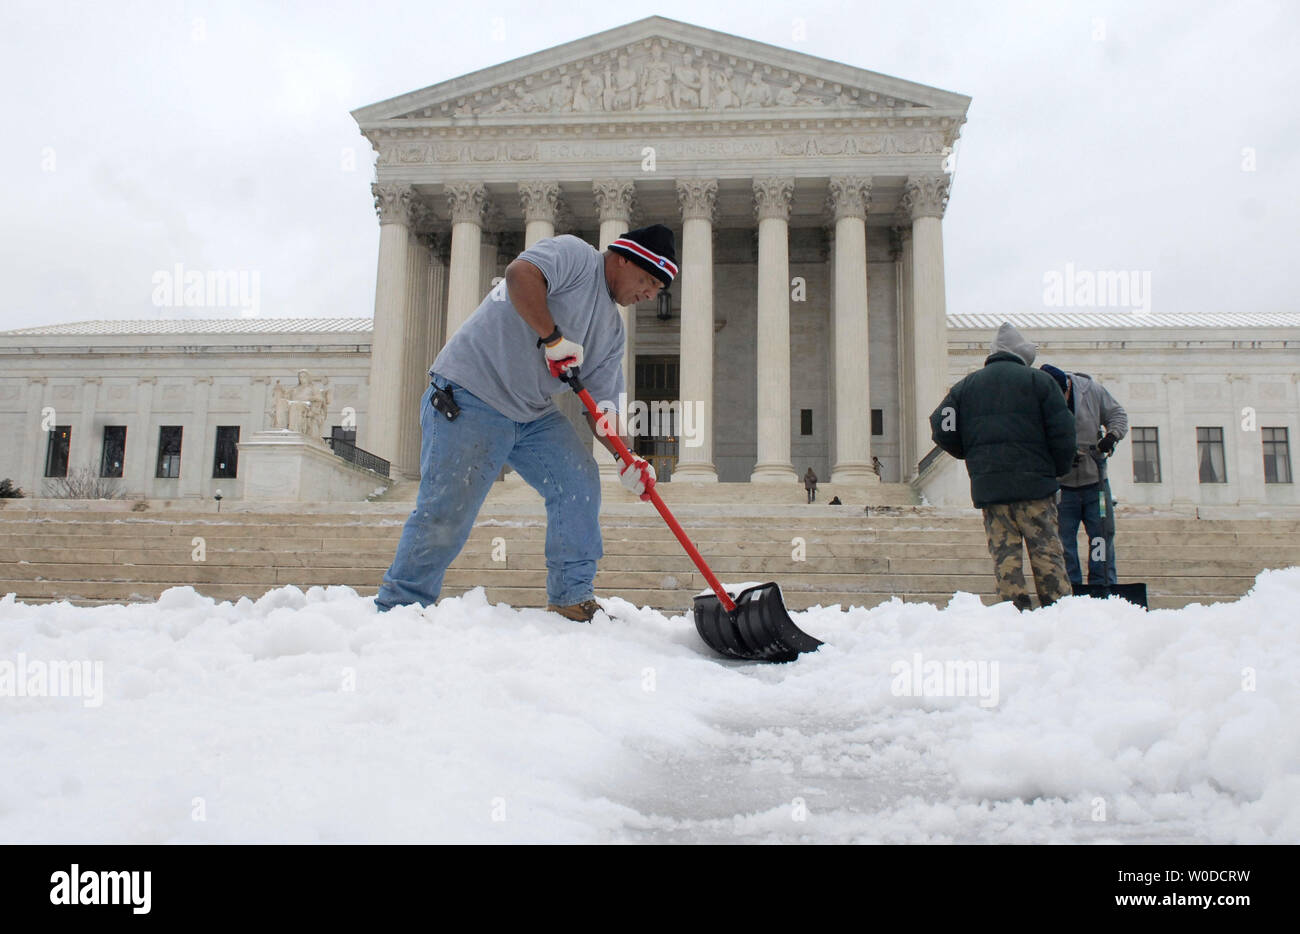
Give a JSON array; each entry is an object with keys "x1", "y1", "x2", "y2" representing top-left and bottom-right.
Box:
[{"x1": 982, "y1": 496, "x2": 1072, "y2": 610}]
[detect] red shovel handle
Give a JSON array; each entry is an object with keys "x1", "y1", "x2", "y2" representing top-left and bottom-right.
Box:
[{"x1": 563, "y1": 372, "x2": 737, "y2": 614}]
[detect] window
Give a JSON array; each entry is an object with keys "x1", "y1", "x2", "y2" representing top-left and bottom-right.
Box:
[
  {"x1": 1131, "y1": 427, "x2": 1161, "y2": 483},
  {"x1": 101, "y1": 426, "x2": 126, "y2": 478},
  {"x1": 213, "y1": 426, "x2": 240, "y2": 478},
  {"x1": 800, "y1": 409, "x2": 813, "y2": 436},
  {"x1": 1196, "y1": 427, "x2": 1226, "y2": 484},
  {"x1": 156, "y1": 426, "x2": 183, "y2": 478},
  {"x1": 871, "y1": 409, "x2": 884, "y2": 437},
  {"x1": 634, "y1": 358, "x2": 679, "y2": 395},
  {"x1": 1263, "y1": 427, "x2": 1292, "y2": 484},
  {"x1": 44, "y1": 425, "x2": 71, "y2": 478}
]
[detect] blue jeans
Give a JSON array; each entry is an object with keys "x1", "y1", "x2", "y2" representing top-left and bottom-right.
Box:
[
  {"x1": 1057, "y1": 485, "x2": 1108, "y2": 586},
  {"x1": 374, "y1": 375, "x2": 602, "y2": 611}
]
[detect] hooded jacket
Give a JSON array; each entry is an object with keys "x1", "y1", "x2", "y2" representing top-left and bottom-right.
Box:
[
  {"x1": 929, "y1": 323, "x2": 1076, "y2": 507},
  {"x1": 1057, "y1": 371, "x2": 1129, "y2": 488}
]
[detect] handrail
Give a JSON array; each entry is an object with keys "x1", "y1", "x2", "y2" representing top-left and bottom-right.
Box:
[
  {"x1": 917, "y1": 444, "x2": 945, "y2": 476},
  {"x1": 324, "y1": 437, "x2": 390, "y2": 478}
]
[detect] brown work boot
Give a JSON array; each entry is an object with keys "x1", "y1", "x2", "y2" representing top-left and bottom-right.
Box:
[{"x1": 546, "y1": 599, "x2": 603, "y2": 622}]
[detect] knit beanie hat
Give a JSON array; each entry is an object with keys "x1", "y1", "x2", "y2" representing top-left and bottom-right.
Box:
[
  {"x1": 609, "y1": 224, "x2": 678, "y2": 288},
  {"x1": 1040, "y1": 364, "x2": 1074, "y2": 412}
]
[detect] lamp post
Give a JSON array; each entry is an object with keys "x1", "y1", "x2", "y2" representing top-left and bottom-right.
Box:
[{"x1": 656, "y1": 291, "x2": 672, "y2": 321}]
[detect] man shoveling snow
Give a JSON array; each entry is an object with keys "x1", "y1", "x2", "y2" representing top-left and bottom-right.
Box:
[{"x1": 374, "y1": 226, "x2": 676, "y2": 621}]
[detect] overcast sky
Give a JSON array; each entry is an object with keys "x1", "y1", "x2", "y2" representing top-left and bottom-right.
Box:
[{"x1": 1, "y1": 0, "x2": 1295, "y2": 331}]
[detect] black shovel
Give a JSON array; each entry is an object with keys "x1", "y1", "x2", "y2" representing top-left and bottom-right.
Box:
[{"x1": 561, "y1": 370, "x2": 822, "y2": 663}]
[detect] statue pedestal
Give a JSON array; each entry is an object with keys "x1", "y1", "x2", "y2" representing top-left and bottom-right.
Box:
[{"x1": 238, "y1": 430, "x2": 388, "y2": 502}]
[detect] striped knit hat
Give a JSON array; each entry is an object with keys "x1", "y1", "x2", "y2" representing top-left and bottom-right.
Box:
[{"x1": 609, "y1": 224, "x2": 678, "y2": 288}]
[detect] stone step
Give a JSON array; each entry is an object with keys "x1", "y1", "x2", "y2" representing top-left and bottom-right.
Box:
[
  {"x1": 2, "y1": 541, "x2": 1300, "y2": 564},
  {"x1": 1, "y1": 504, "x2": 1292, "y2": 612},
  {"x1": 0, "y1": 563, "x2": 1259, "y2": 596},
  {"x1": 3, "y1": 523, "x2": 1294, "y2": 547},
  {"x1": 0, "y1": 540, "x2": 1292, "y2": 568},
  {"x1": 382, "y1": 478, "x2": 923, "y2": 506},
  {"x1": 4, "y1": 510, "x2": 1300, "y2": 533},
  {"x1": 0, "y1": 581, "x2": 1243, "y2": 613},
  {"x1": 1, "y1": 547, "x2": 1289, "y2": 579}
]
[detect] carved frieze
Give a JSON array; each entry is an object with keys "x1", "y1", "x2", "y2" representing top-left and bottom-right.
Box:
[
  {"x1": 396, "y1": 39, "x2": 927, "y2": 119},
  {"x1": 376, "y1": 131, "x2": 946, "y2": 166}
]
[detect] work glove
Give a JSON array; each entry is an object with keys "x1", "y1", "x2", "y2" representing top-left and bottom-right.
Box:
[
  {"x1": 618, "y1": 455, "x2": 656, "y2": 501},
  {"x1": 542, "y1": 333, "x2": 584, "y2": 378},
  {"x1": 1097, "y1": 432, "x2": 1119, "y2": 456}
]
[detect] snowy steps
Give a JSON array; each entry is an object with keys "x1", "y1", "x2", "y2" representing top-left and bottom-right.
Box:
[
  {"x1": 2, "y1": 504, "x2": 1297, "y2": 611},
  {"x1": 379, "y1": 475, "x2": 923, "y2": 507}
]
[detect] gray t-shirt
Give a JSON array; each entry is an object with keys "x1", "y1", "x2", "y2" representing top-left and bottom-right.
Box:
[{"x1": 431, "y1": 234, "x2": 625, "y2": 423}]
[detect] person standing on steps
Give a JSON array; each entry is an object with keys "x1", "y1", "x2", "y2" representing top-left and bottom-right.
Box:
[
  {"x1": 373, "y1": 225, "x2": 676, "y2": 622},
  {"x1": 1039, "y1": 364, "x2": 1129, "y2": 587},
  {"x1": 929, "y1": 322, "x2": 1077, "y2": 611},
  {"x1": 803, "y1": 467, "x2": 818, "y2": 503}
]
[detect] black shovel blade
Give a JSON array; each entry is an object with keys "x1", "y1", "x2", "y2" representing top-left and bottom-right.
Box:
[
  {"x1": 692, "y1": 582, "x2": 823, "y2": 663},
  {"x1": 1071, "y1": 582, "x2": 1149, "y2": 609}
]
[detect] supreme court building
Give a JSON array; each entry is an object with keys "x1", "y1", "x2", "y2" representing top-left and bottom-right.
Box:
[
  {"x1": 2, "y1": 17, "x2": 1296, "y2": 510},
  {"x1": 353, "y1": 16, "x2": 969, "y2": 486}
]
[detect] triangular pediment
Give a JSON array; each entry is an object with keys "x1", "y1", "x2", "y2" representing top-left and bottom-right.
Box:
[{"x1": 352, "y1": 17, "x2": 970, "y2": 125}]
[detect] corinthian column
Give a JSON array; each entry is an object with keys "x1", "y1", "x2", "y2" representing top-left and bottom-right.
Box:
[
  {"x1": 424, "y1": 232, "x2": 450, "y2": 362},
  {"x1": 891, "y1": 218, "x2": 917, "y2": 478},
  {"x1": 827, "y1": 176, "x2": 877, "y2": 483},
  {"x1": 750, "y1": 176, "x2": 797, "y2": 483},
  {"x1": 367, "y1": 181, "x2": 415, "y2": 467},
  {"x1": 593, "y1": 179, "x2": 638, "y2": 480},
  {"x1": 444, "y1": 182, "x2": 490, "y2": 339},
  {"x1": 519, "y1": 181, "x2": 562, "y2": 247},
  {"x1": 903, "y1": 175, "x2": 951, "y2": 468},
  {"x1": 396, "y1": 205, "x2": 437, "y2": 480},
  {"x1": 673, "y1": 178, "x2": 719, "y2": 482}
]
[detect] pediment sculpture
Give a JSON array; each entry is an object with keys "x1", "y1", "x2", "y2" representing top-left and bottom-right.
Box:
[{"x1": 404, "y1": 40, "x2": 924, "y2": 119}]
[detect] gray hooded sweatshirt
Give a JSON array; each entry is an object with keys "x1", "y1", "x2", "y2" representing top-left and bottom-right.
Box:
[
  {"x1": 1059, "y1": 371, "x2": 1129, "y2": 488},
  {"x1": 991, "y1": 322, "x2": 1038, "y2": 365}
]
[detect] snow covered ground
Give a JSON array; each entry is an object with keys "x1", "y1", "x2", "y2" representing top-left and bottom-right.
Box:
[{"x1": 1, "y1": 569, "x2": 1297, "y2": 844}]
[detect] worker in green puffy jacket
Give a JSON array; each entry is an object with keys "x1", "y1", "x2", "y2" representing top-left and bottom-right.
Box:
[{"x1": 930, "y1": 322, "x2": 1077, "y2": 610}]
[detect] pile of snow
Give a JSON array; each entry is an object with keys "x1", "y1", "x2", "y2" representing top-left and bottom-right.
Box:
[{"x1": 1, "y1": 569, "x2": 1297, "y2": 843}]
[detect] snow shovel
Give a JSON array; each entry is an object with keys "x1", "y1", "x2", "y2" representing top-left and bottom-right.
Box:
[
  {"x1": 561, "y1": 369, "x2": 822, "y2": 663},
  {"x1": 1071, "y1": 582, "x2": 1148, "y2": 609}
]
